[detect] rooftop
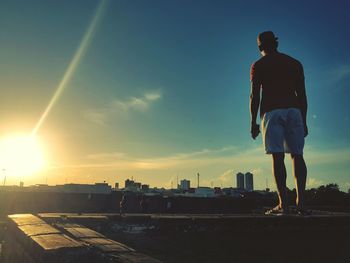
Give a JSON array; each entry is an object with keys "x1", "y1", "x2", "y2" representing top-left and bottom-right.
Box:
[{"x1": 2, "y1": 211, "x2": 350, "y2": 262}]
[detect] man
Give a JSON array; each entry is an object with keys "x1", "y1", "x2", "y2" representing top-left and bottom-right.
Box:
[
  {"x1": 120, "y1": 193, "x2": 127, "y2": 215},
  {"x1": 250, "y1": 31, "x2": 308, "y2": 215}
]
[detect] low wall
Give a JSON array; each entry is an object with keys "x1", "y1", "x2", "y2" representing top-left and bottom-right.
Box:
[
  {"x1": 0, "y1": 191, "x2": 274, "y2": 216},
  {"x1": 0, "y1": 191, "x2": 121, "y2": 216}
]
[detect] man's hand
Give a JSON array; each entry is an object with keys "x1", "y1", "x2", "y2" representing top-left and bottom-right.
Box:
[
  {"x1": 251, "y1": 123, "x2": 260, "y2": 140},
  {"x1": 304, "y1": 124, "x2": 308, "y2": 137}
]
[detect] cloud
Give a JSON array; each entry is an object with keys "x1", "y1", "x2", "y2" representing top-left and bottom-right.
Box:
[
  {"x1": 331, "y1": 65, "x2": 350, "y2": 83},
  {"x1": 49, "y1": 144, "x2": 350, "y2": 190},
  {"x1": 113, "y1": 91, "x2": 162, "y2": 113},
  {"x1": 112, "y1": 91, "x2": 161, "y2": 112},
  {"x1": 54, "y1": 145, "x2": 269, "y2": 188},
  {"x1": 344, "y1": 182, "x2": 350, "y2": 191},
  {"x1": 144, "y1": 92, "x2": 162, "y2": 101},
  {"x1": 197, "y1": 169, "x2": 236, "y2": 188},
  {"x1": 87, "y1": 152, "x2": 126, "y2": 160},
  {"x1": 84, "y1": 90, "x2": 162, "y2": 124},
  {"x1": 218, "y1": 169, "x2": 235, "y2": 183},
  {"x1": 305, "y1": 145, "x2": 350, "y2": 165},
  {"x1": 322, "y1": 64, "x2": 350, "y2": 92},
  {"x1": 252, "y1": 167, "x2": 264, "y2": 176},
  {"x1": 84, "y1": 109, "x2": 108, "y2": 125},
  {"x1": 306, "y1": 177, "x2": 324, "y2": 188}
]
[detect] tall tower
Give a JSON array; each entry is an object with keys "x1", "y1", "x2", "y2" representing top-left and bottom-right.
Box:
[
  {"x1": 197, "y1": 173, "x2": 200, "y2": 188},
  {"x1": 245, "y1": 172, "x2": 254, "y2": 191},
  {"x1": 236, "y1": 172, "x2": 244, "y2": 189}
]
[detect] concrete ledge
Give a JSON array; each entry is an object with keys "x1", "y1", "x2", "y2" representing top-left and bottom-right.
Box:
[
  {"x1": 57, "y1": 222, "x2": 161, "y2": 262},
  {"x1": 64, "y1": 227, "x2": 105, "y2": 239},
  {"x1": 18, "y1": 223, "x2": 61, "y2": 237},
  {"x1": 8, "y1": 214, "x2": 46, "y2": 226},
  {"x1": 4, "y1": 214, "x2": 90, "y2": 263},
  {"x1": 3, "y1": 213, "x2": 162, "y2": 262},
  {"x1": 31, "y1": 233, "x2": 82, "y2": 251}
]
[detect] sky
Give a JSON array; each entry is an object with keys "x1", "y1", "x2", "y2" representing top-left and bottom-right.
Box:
[{"x1": 1, "y1": 0, "x2": 350, "y2": 190}]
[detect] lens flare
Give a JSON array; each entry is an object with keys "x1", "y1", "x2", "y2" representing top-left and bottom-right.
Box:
[{"x1": 32, "y1": 0, "x2": 109, "y2": 135}]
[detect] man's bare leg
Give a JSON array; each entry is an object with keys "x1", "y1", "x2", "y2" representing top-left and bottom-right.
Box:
[
  {"x1": 291, "y1": 154, "x2": 307, "y2": 210},
  {"x1": 272, "y1": 153, "x2": 288, "y2": 210}
]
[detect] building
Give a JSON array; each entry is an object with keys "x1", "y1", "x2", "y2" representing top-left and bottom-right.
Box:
[
  {"x1": 194, "y1": 187, "x2": 215, "y2": 197},
  {"x1": 180, "y1": 179, "x2": 190, "y2": 190},
  {"x1": 26, "y1": 183, "x2": 112, "y2": 194},
  {"x1": 245, "y1": 172, "x2": 254, "y2": 191},
  {"x1": 236, "y1": 172, "x2": 254, "y2": 191},
  {"x1": 236, "y1": 173, "x2": 245, "y2": 189},
  {"x1": 60, "y1": 183, "x2": 112, "y2": 194},
  {"x1": 141, "y1": 184, "x2": 150, "y2": 191},
  {"x1": 0, "y1": 183, "x2": 114, "y2": 194},
  {"x1": 222, "y1": 187, "x2": 245, "y2": 197},
  {"x1": 125, "y1": 179, "x2": 135, "y2": 188},
  {"x1": 124, "y1": 179, "x2": 142, "y2": 191}
]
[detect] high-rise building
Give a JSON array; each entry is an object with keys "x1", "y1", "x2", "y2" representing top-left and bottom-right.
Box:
[
  {"x1": 236, "y1": 173, "x2": 244, "y2": 189},
  {"x1": 245, "y1": 172, "x2": 254, "y2": 191}
]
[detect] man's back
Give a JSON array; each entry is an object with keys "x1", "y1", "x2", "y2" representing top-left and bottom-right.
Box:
[
  {"x1": 251, "y1": 52, "x2": 304, "y2": 117},
  {"x1": 249, "y1": 31, "x2": 308, "y2": 215}
]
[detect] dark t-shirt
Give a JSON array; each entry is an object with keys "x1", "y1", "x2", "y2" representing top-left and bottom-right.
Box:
[{"x1": 250, "y1": 52, "x2": 304, "y2": 117}]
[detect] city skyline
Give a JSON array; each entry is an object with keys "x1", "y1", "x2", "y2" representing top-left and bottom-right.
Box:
[{"x1": 1, "y1": 0, "x2": 350, "y2": 190}]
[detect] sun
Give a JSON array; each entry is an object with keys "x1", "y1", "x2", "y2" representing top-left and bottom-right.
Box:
[{"x1": 0, "y1": 135, "x2": 47, "y2": 179}]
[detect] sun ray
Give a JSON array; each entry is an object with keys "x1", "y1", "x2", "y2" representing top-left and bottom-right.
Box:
[{"x1": 32, "y1": 0, "x2": 109, "y2": 135}]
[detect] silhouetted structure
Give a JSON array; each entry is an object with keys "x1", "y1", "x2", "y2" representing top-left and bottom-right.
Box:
[
  {"x1": 180, "y1": 180, "x2": 190, "y2": 190},
  {"x1": 236, "y1": 173, "x2": 244, "y2": 189},
  {"x1": 245, "y1": 172, "x2": 254, "y2": 191}
]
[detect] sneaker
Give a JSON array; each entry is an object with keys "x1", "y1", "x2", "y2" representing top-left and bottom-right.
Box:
[{"x1": 265, "y1": 206, "x2": 289, "y2": 216}]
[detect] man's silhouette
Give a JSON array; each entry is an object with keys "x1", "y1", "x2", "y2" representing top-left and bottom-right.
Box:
[{"x1": 250, "y1": 31, "x2": 308, "y2": 215}]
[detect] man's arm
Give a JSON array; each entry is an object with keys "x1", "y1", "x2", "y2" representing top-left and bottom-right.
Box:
[
  {"x1": 295, "y1": 63, "x2": 308, "y2": 137},
  {"x1": 250, "y1": 81, "x2": 261, "y2": 139}
]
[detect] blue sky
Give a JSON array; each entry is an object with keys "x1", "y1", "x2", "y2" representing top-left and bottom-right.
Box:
[{"x1": 1, "y1": 0, "x2": 350, "y2": 190}]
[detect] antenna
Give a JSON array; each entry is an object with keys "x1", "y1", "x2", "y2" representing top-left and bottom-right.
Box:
[
  {"x1": 197, "y1": 173, "x2": 200, "y2": 188},
  {"x1": 2, "y1": 169, "x2": 6, "y2": 187}
]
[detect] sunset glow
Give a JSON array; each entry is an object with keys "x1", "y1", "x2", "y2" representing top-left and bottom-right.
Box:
[
  {"x1": 0, "y1": 1, "x2": 349, "y2": 189},
  {"x1": 0, "y1": 135, "x2": 47, "y2": 179}
]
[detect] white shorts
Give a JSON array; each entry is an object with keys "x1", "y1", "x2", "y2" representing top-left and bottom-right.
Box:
[{"x1": 262, "y1": 108, "x2": 305, "y2": 155}]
